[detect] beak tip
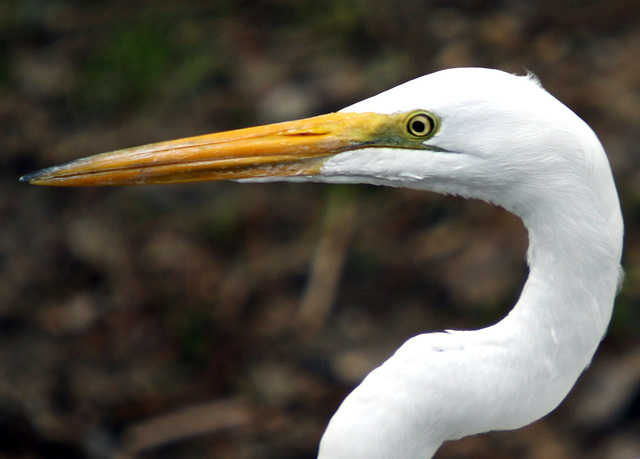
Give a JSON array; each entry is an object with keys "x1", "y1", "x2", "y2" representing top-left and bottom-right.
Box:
[
  {"x1": 19, "y1": 172, "x2": 38, "y2": 183},
  {"x1": 19, "y1": 166, "x2": 59, "y2": 185}
]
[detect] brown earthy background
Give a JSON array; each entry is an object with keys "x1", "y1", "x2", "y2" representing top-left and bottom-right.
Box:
[{"x1": 3, "y1": 1, "x2": 640, "y2": 458}]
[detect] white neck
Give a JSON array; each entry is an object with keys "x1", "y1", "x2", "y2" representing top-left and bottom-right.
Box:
[
  {"x1": 318, "y1": 173, "x2": 623, "y2": 459},
  {"x1": 472, "y1": 193, "x2": 622, "y2": 430}
]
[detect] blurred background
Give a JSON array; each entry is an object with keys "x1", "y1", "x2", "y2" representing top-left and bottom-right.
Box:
[{"x1": 3, "y1": 0, "x2": 640, "y2": 457}]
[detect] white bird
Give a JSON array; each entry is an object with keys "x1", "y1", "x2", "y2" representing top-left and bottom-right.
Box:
[{"x1": 22, "y1": 68, "x2": 623, "y2": 458}]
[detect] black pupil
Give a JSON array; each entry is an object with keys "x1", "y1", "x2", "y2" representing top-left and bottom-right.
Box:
[{"x1": 410, "y1": 116, "x2": 430, "y2": 135}]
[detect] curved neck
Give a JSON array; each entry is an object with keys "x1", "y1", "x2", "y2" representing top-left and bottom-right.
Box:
[
  {"x1": 318, "y1": 159, "x2": 623, "y2": 459},
  {"x1": 437, "y1": 182, "x2": 624, "y2": 444},
  {"x1": 485, "y1": 193, "x2": 623, "y2": 409}
]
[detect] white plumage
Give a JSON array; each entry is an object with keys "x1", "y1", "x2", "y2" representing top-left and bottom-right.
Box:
[{"x1": 317, "y1": 68, "x2": 623, "y2": 458}]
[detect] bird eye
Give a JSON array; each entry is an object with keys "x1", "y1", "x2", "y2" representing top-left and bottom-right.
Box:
[{"x1": 406, "y1": 111, "x2": 437, "y2": 138}]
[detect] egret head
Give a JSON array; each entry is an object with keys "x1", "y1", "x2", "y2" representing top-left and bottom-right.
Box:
[{"x1": 21, "y1": 68, "x2": 613, "y2": 221}]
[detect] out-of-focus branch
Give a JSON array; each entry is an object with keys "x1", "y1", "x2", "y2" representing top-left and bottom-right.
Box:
[
  {"x1": 297, "y1": 186, "x2": 357, "y2": 331},
  {"x1": 118, "y1": 398, "x2": 253, "y2": 457}
]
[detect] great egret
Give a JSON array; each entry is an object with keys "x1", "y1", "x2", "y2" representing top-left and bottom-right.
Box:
[{"x1": 22, "y1": 68, "x2": 623, "y2": 458}]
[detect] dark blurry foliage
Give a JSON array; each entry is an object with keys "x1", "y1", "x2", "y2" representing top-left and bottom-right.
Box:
[
  {"x1": 79, "y1": 24, "x2": 179, "y2": 109},
  {"x1": 3, "y1": 0, "x2": 640, "y2": 458}
]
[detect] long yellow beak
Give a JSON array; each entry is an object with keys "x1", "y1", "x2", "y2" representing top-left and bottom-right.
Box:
[{"x1": 20, "y1": 112, "x2": 397, "y2": 186}]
